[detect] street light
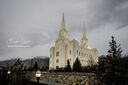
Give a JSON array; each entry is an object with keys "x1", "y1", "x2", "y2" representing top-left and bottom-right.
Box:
[
  {"x1": 36, "y1": 70, "x2": 41, "y2": 84},
  {"x1": 7, "y1": 70, "x2": 11, "y2": 75},
  {"x1": 7, "y1": 70, "x2": 11, "y2": 84}
]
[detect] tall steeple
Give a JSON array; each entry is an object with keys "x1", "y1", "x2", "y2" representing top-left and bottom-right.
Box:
[
  {"x1": 61, "y1": 13, "x2": 65, "y2": 29},
  {"x1": 82, "y1": 21, "x2": 86, "y2": 39},
  {"x1": 57, "y1": 13, "x2": 68, "y2": 41},
  {"x1": 81, "y1": 21, "x2": 87, "y2": 41},
  {"x1": 80, "y1": 21, "x2": 91, "y2": 49}
]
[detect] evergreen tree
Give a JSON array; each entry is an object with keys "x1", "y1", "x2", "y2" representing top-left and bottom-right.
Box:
[
  {"x1": 33, "y1": 62, "x2": 39, "y2": 70},
  {"x1": 105, "y1": 36, "x2": 123, "y2": 85},
  {"x1": 14, "y1": 58, "x2": 22, "y2": 66},
  {"x1": 73, "y1": 57, "x2": 82, "y2": 71},
  {"x1": 66, "y1": 59, "x2": 71, "y2": 71},
  {"x1": 107, "y1": 36, "x2": 122, "y2": 58},
  {"x1": 97, "y1": 36, "x2": 125, "y2": 85}
]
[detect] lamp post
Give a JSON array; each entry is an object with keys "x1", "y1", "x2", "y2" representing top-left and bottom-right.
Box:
[
  {"x1": 7, "y1": 70, "x2": 11, "y2": 75},
  {"x1": 7, "y1": 70, "x2": 11, "y2": 85},
  {"x1": 36, "y1": 70, "x2": 41, "y2": 84}
]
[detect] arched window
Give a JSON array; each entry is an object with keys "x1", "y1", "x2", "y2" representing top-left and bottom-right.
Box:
[{"x1": 56, "y1": 66, "x2": 59, "y2": 69}]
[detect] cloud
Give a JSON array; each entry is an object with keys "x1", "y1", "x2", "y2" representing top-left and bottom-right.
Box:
[{"x1": 0, "y1": 0, "x2": 128, "y2": 60}]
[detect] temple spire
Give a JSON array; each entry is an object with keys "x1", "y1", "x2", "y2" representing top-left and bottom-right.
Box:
[
  {"x1": 81, "y1": 21, "x2": 87, "y2": 40},
  {"x1": 61, "y1": 13, "x2": 65, "y2": 29},
  {"x1": 82, "y1": 21, "x2": 86, "y2": 38},
  {"x1": 57, "y1": 13, "x2": 68, "y2": 40},
  {"x1": 81, "y1": 21, "x2": 87, "y2": 47},
  {"x1": 80, "y1": 21, "x2": 91, "y2": 49}
]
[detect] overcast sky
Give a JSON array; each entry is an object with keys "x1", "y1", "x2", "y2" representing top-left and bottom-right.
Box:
[{"x1": 0, "y1": 0, "x2": 128, "y2": 60}]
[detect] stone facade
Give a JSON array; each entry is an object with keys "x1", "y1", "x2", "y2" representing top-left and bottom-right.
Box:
[
  {"x1": 49, "y1": 13, "x2": 98, "y2": 70},
  {"x1": 29, "y1": 72, "x2": 99, "y2": 85}
]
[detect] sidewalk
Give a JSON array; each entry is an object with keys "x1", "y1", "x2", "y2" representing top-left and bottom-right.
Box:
[{"x1": 31, "y1": 79, "x2": 66, "y2": 85}]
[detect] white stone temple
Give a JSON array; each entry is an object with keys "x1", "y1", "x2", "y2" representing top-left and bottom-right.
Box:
[{"x1": 49, "y1": 13, "x2": 98, "y2": 70}]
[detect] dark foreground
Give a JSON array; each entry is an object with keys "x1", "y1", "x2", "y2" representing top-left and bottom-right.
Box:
[
  {"x1": 0, "y1": 69, "x2": 48, "y2": 85},
  {"x1": 0, "y1": 79, "x2": 48, "y2": 85}
]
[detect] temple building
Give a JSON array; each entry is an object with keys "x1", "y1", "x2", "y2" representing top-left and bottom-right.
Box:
[{"x1": 49, "y1": 13, "x2": 98, "y2": 70}]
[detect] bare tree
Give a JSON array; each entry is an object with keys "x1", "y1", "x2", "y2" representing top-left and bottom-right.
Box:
[{"x1": 88, "y1": 55, "x2": 97, "y2": 66}]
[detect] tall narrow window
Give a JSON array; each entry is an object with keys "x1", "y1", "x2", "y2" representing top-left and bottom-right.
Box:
[
  {"x1": 77, "y1": 50, "x2": 78, "y2": 55},
  {"x1": 56, "y1": 52, "x2": 59, "y2": 56},
  {"x1": 70, "y1": 50, "x2": 71, "y2": 55}
]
